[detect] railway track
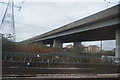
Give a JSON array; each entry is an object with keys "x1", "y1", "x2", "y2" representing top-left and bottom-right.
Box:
[
  {"x1": 2, "y1": 74, "x2": 119, "y2": 80},
  {"x1": 2, "y1": 61, "x2": 120, "y2": 80},
  {"x1": 2, "y1": 67, "x2": 120, "y2": 80},
  {"x1": 3, "y1": 67, "x2": 95, "y2": 75}
]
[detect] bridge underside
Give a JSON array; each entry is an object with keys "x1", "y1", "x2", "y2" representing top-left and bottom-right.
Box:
[
  {"x1": 41, "y1": 24, "x2": 118, "y2": 44},
  {"x1": 40, "y1": 24, "x2": 120, "y2": 64}
]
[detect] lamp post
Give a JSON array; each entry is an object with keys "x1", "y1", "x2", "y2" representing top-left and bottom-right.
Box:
[{"x1": 104, "y1": 0, "x2": 110, "y2": 8}]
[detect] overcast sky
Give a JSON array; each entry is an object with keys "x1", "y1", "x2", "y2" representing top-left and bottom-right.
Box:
[{"x1": 0, "y1": 0, "x2": 119, "y2": 50}]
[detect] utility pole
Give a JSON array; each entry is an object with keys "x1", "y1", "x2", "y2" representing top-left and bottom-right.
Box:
[
  {"x1": 0, "y1": 0, "x2": 24, "y2": 42},
  {"x1": 100, "y1": 40, "x2": 102, "y2": 53},
  {"x1": 100, "y1": 0, "x2": 111, "y2": 53}
]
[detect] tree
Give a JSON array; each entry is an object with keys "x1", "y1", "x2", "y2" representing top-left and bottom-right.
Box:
[
  {"x1": 2, "y1": 37, "x2": 16, "y2": 52},
  {"x1": 68, "y1": 44, "x2": 85, "y2": 56}
]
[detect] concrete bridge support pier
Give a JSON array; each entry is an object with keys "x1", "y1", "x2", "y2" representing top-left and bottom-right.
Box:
[
  {"x1": 53, "y1": 39, "x2": 62, "y2": 49},
  {"x1": 50, "y1": 43, "x2": 53, "y2": 47},
  {"x1": 115, "y1": 27, "x2": 120, "y2": 64},
  {"x1": 74, "y1": 42, "x2": 81, "y2": 48}
]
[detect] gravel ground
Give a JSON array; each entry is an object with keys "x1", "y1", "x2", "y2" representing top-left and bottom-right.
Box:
[{"x1": 2, "y1": 73, "x2": 120, "y2": 79}]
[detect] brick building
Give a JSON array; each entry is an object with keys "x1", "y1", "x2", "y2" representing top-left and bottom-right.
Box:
[{"x1": 85, "y1": 45, "x2": 100, "y2": 53}]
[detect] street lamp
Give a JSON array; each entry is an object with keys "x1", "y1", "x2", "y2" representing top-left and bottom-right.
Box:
[{"x1": 104, "y1": 0, "x2": 110, "y2": 8}]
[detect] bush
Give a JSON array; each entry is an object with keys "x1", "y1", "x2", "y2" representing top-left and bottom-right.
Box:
[
  {"x1": 15, "y1": 43, "x2": 63, "y2": 53},
  {"x1": 2, "y1": 37, "x2": 17, "y2": 52}
]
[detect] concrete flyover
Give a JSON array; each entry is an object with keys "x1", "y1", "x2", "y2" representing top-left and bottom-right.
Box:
[{"x1": 21, "y1": 4, "x2": 120, "y2": 63}]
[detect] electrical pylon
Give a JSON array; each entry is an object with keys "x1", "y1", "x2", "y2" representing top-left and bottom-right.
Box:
[{"x1": 0, "y1": 0, "x2": 23, "y2": 42}]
